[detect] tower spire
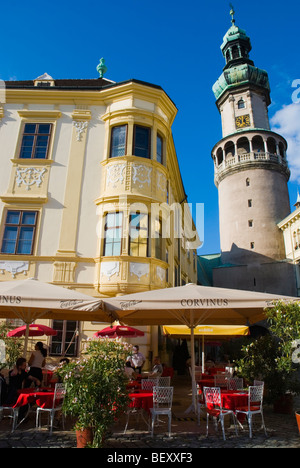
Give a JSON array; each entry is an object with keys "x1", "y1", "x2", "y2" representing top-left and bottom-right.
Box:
[{"x1": 229, "y1": 3, "x2": 235, "y2": 25}]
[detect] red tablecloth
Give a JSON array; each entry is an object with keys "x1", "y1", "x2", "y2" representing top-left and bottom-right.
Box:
[
  {"x1": 204, "y1": 389, "x2": 248, "y2": 422},
  {"x1": 201, "y1": 374, "x2": 214, "y2": 380},
  {"x1": 197, "y1": 379, "x2": 216, "y2": 390},
  {"x1": 129, "y1": 391, "x2": 153, "y2": 414},
  {"x1": 13, "y1": 389, "x2": 55, "y2": 409},
  {"x1": 221, "y1": 390, "x2": 248, "y2": 412}
]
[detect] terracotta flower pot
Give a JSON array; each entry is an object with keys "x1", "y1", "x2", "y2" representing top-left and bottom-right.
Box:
[
  {"x1": 76, "y1": 427, "x2": 94, "y2": 448},
  {"x1": 296, "y1": 412, "x2": 300, "y2": 434}
]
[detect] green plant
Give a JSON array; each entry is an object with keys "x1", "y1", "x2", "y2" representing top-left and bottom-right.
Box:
[
  {"x1": 266, "y1": 300, "x2": 300, "y2": 372},
  {"x1": 235, "y1": 301, "x2": 300, "y2": 403},
  {"x1": 0, "y1": 323, "x2": 23, "y2": 369},
  {"x1": 57, "y1": 337, "x2": 132, "y2": 448}
]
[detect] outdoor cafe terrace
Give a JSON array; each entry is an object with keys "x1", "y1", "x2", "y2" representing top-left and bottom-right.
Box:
[{"x1": 0, "y1": 371, "x2": 300, "y2": 449}]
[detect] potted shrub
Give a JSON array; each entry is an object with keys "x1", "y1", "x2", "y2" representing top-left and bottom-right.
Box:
[
  {"x1": 235, "y1": 301, "x2": 300, "y2": 415},
  {"x1": 57, "y1": 337, "x2": 132, "y2": 448}
]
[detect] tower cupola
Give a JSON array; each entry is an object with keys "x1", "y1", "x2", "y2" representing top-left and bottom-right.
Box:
[
  {"x1": 213, "y1": 7, "x2": 271, "y2": 109},
  {"x1": 221, "y1": 6, "x2": 253, "y2": 70}
]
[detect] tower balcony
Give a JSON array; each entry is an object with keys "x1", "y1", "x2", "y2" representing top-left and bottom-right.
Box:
[
  {"x1": 212, "y1": 131, "x2": 290, "y2": 186},
  {"x1": 214, "y1": 151, "x2": 290, "y2": 186}
]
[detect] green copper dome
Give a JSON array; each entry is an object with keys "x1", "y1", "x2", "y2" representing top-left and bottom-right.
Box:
[
  {"x1": 213, "y1": 8, "x2": 270, "y2": 102},
  {"x1": 221, "y1": 24, "x2": 249, "y2": 51},
  {"x1": 213, "y1": 63, "x2": 270, "y2": 101}
]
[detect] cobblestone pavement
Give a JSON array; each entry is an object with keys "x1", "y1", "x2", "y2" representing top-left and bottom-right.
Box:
[{"x1": 0, "y1": 376, "x2": 300, "y2": 449}]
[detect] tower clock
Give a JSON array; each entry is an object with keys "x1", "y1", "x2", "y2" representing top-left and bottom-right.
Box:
[{"x1": 235, "y1": 114, "x2": 250, "y2": 129}]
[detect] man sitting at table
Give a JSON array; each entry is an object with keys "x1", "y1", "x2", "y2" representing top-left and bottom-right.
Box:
[
  {"x1": 148, "y1": 356, "x2": 163, "y2": 378},
  {"x1": 127, "y1": 346, "x2": 146, "y2": 374},
  {"x1": 6, "y1": 358, "x2": 40, "y2": 406}
]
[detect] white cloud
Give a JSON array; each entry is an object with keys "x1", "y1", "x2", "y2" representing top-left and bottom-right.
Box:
[{"x1": 270, "y1": 103, "x2": 300, "y2": 183}]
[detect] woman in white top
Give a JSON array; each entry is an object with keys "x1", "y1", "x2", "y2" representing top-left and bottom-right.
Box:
[{"x1": 26, "y1": 342, "x2": 47, "y2": 387}]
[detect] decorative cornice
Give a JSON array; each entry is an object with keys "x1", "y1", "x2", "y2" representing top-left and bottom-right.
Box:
[
  {"x1": 0, "y1": 195, "x2": 48, "y2": 204},
  {"x1": 17, "y1": 110, "x2": 62, "y2": 119},
  {"x1": 71, "y1": 108, "x2": 92, "y2": 121},
  {"x1": 10, "y1": 158, "x2": 54, "y2": 166}
]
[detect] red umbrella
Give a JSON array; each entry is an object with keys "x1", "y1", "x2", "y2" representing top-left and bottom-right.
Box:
[
  {"x1": 7, "y1": 324, "x2": 57, "y2": 338},
  {"x1": 94, "y1": 325, "x2": 144, "y2": 338}
]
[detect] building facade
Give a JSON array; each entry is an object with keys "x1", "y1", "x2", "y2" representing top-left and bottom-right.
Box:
[
  {"x1": 210, "y1": 9, "x2": 297, "y2": 296},
  {"x1": 0, "y1": 68, "x2": 198, "y2": 364},
  {"x1": 278, "y1": 194, "x2": 300, "y2": 296}
]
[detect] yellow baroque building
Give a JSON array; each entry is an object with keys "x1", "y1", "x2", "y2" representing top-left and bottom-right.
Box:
[{"x1": 0, "y1": 70, "x2": 199, "y2": 367}]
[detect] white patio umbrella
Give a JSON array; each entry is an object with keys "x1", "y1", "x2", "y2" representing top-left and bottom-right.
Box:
[
  {"x1": 102, "y1": 283, "x2": 298, "y2": 412},
  {"x1": 0, "y1": 278, "x2": 115, "y2": 356}
]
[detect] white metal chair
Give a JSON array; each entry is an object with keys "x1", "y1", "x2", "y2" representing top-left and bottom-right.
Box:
[
  {"x1": 0, "y1": 381, "x2": 20, "y2": 433},
  {"x1": 214, "y1": 374, "x2": 230, "y2": 388},
  {"x1": 142, "y1": 378, "x2": 159, "y2": 391},
  {"x1": 203, "y1": 386, "x2": 238, "y2": 441},
  {"x1": 36, "y1": 383, "x2": 66, "y2": 435},
  {"x1": 227, "y1": 377, "x2": 244, "y2": 391},
  {"x1": 124, "y1": 379, "x2": 159, "y2": 434},
  {"x1": 158, "y1": 376, "x2": 171, "y2": 387},
  {"x1": 235, "y1": 385, "x2": 267, "y2": 438},
  {"x1": 150, "y1": 386, "x2": 173, "y2": 437},
  {"x1": 124, "y1": 396, "x2": 142, "y2": 434},
  {"x1": 254, "y1": 380, "x2": 264, "y2": 387}
]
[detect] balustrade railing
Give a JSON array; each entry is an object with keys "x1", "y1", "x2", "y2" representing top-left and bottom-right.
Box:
[{"x1": 215, "y1": 152, "x2": 287, "y2": 174}]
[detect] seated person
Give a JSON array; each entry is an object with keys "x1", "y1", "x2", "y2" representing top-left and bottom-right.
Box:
[
  {"x1": 127, "y1": 346, "x2": 146, "y2": 374},
  {"x1": 124, "y1": 361, "x2": 138, "y2": 380},
  {"x1": 0, "y1": 371, "x2": 7, "y2": 405},
  {"x1": 205, "y1": 355, "x2": 215, "y2": 369},
  {"x1": 148, "y1": 356, "x2": 163, "y2": 378},
  {"x1": 6, "y1": 358, "x2": 40, "y2": 406}
]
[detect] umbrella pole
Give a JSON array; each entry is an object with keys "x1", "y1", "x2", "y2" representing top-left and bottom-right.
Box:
[
  {"x1": 191, "y1": 323, "x2": 197, "y2": 413},
  {"x1": 202, "y1": 335, "x2": 205, "y2": 373},
  {"x1": 184, "y1": 312, "x2": 197, "y2": 415},
  {"x1": 24, "y1": 323, "x2": 30, "y2": 359}
]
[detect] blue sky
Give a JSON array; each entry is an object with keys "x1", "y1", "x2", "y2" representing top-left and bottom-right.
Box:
[{"x1": 1, "y1": 0, "x2": 300, "y2": 255}]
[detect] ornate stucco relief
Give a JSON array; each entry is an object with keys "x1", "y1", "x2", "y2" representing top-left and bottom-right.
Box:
[
  {"x1": 106, "y1": 163, "x2": 126, "y2": 188},
  {"x1": 0, "y1": 261, "x2": 29, "y2": 278},
  {"x1": 132, "y1": 164, "x2": 152, "y2": 188},
  {"x1": 72, "y1": 120, "x2": 89, "y2": 141},
  {"x1": 16, "y1": 167, "x2": 47, "y2": 191},
  {"x1": 100, "y1": 262, "x2": 120, "y2": 281},
  {"x1": 156, "y1": 266, "x2": 166, "y2": 284},
  {"x1": 157, "y1": 171, "x2": 167, "y2": 193},
  {"x1": 129, "y1": 262, "x2": 149, "y2": 281}
]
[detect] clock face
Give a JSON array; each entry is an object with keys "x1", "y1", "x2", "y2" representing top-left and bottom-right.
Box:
[{"x1": 235, "y1": 114, "x2": 251, "y2": 128}]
